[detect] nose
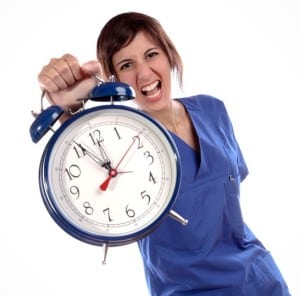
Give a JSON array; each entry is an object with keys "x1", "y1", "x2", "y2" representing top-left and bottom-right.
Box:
[{"x1": 136, "y1": 61, "x2": 152, "y2": 82}]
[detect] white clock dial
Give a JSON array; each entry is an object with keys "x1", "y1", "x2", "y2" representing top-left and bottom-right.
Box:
[{"x1": 40, "y1": 105, "x2": 181, "y2": 245}]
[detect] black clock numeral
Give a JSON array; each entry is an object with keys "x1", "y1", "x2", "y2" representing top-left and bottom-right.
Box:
[
  {"x1": 113, "y1": 127, "x2": 122, "y2": 140},
  {"x1": 65, "y1": 164, "x2": 81, "y2": 180},
  {"x1": 126, "y1": 204, "x2": 136, "y2": 218},
  {"x1": 140, "y1": 190, "x2": 151, "y2": 205},
  {"x1": 69, "y1": 185, "x2": 80, "y2": 199},
  {"x1": 83, "y1": 202, "x2": 94, "y2": 215},
  {"x1": 149, "y1": 171, "x2": 157, "y2": 184},
  {"x1": 144, "y1": 151, "x2": 154, "y2": 165},
  {"x1": 88, "y1": 129, "x2": 103, "y2": 145},
  {"x1": 133, "y1": 135, "x2": 143, "y2": 149},
  {"x1": 73, "y1": 145, "x2": 86, "y2": 159},
  {"x1": 103, "y1": 208, "x2": 113, "y2": 222}
]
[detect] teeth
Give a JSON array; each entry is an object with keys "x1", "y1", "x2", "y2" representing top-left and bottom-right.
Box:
[
  {"x1": 141, "y1": 81, "x2": 159, "y2": 92},
  {"x1": 147, "y1": 89, "x2": 160, "y2": 98}
]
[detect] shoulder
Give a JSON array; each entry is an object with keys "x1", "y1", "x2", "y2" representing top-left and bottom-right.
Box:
[
  {"x1": 178, "y1": 94, "x2": 233, "y2": 129},
  {"x1": 178, "y1": 94, "x2": 227, "y2": 113}
]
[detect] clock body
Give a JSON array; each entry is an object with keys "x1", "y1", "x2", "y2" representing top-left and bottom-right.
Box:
[{"x1": 39, "y1": 104, "x2": 181, "y2": 246}]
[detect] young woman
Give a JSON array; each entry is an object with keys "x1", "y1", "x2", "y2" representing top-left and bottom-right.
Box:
[{"x1": 38, "y1": 11, "x2": 290, "y2": 296}]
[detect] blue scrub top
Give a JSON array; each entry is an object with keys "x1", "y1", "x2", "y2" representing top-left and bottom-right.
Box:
[{"x1": 138, "y1": 95, "x2": 290, "y2": 295}]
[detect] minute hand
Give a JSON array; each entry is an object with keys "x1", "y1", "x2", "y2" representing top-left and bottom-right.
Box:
[{"x1": 73, "y1": 141, "x2": 106, "y2": 167}]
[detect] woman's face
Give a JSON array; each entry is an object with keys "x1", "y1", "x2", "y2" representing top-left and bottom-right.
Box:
[{"x1": 112, "y1": 31, "x2": 172, "y2": 113}]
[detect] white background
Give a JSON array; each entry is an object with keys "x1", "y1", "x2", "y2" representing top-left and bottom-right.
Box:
[{"x1": 0, "y1": 0, "x2": 299, "y2": 295}]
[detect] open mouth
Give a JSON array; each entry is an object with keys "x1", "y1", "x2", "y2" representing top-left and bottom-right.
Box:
[{"x1": 141, "y1": 81, "x2": 161, "y2": 98}]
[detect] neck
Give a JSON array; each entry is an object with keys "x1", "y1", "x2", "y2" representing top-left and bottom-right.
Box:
[{"x1": 148, "y1": 100, "x2": 179, "y2": 134}]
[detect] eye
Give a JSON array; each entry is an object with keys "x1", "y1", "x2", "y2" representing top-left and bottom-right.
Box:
[
  {"x1": 146, "y1": 51, "x2": 159, "y2": 60},
  {"x1": 119, "y1": 62, "x2": 132, "y2": 71}
]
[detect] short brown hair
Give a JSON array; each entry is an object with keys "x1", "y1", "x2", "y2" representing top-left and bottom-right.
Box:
[{"x1": 96, "y1": 12, "x2": 183, "y2": 87}]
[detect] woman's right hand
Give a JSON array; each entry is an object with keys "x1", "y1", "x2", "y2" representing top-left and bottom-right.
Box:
[{"x1": 37, "y1": 53, "x2": 102, "y2": 121}]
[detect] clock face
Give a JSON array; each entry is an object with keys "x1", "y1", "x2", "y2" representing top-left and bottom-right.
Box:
[{"x1": 40, "y1": 105, "x2": 181, "y2": 246}]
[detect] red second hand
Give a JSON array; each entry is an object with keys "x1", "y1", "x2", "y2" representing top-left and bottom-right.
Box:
[
  {"x1": 99, "y1": 169, "x2": 117, "y2": 191},
  {"x1": 99, "y1": 134, "x2": 140, "y2": 191},
  {"x1": 100, "y1": 177, "x2": 111, "y2": 191}
]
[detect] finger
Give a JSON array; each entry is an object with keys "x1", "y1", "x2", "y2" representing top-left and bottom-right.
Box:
[
  {"x1": 61, "y1": 53, "x2": 84, "y2": 81},
  {"x1": 81, "y1": 60, "x2": 104, "y2": 77},
  {"x1": 81, "y1": 61, "x2": 107, "y2": 81},
  {"x1": 38, "y1": 74, "x2": 61, "y2": 93},
  {"x1": 38, "y1": 54, "x2": 83, "y2": 92},
  {"x1": 51, "y1": 55, "x2": 81, "y2": 86},
  {"x1": 38, "y1": 65, "x2": 68, "y2": 92}
]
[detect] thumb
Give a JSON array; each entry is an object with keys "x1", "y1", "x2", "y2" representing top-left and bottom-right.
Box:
[{"x1": 81, "y1": 60, "x2": 104, "y2": 77}]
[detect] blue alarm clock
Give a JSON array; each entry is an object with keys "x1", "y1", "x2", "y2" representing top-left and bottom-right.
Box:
[{"x1": 30, "y1": 80, "x2": 187, "y2": 263}]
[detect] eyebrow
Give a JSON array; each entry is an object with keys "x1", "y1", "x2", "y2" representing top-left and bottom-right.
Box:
[{"x1": 115, "y1": 47, "x2": 160, "y2": 67}]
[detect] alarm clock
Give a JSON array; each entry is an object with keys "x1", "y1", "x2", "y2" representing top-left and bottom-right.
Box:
[{"x1": 30, "y1": 80, "x2": 187, "y2": 263}]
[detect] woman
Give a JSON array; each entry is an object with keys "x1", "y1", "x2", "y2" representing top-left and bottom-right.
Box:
[{"x1": 38, "y1": 11, "x2": 290, "y2": 296}]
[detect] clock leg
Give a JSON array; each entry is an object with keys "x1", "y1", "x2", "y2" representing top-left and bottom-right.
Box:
[
  {"x1": 168, "y1": 210, "x2": 189, "y2": 226},
  {"x1": 102, "y1": 243, "x2": 109, "y2": 265}
]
